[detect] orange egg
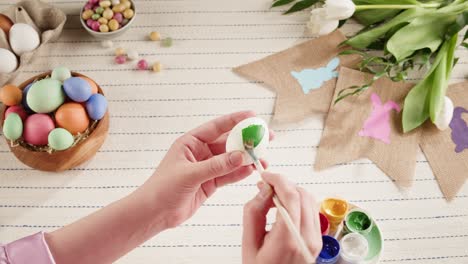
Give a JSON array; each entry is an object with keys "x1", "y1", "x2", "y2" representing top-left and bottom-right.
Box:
[
  {"x1": 79, "y1": 76, "x2": 99, "y2": 94},
  {"x1": 55, "y1": 103, "x2": 90, "y2": 135},
  {"x1": 0, "y1": 84, "x2": 22, "y2": 106},
  {"x1": 0, "y1": 14, "x2": 13, "y2": 37}
]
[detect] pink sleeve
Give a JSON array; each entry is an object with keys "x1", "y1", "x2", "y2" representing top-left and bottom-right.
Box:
[{"x1": 0, "y1": 232, "x2": 55, "y2": 264}]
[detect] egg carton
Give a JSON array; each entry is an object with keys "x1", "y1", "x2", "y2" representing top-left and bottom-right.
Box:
[{"x1": 0, "y1": 0, "x2": 66, "y2": 86}]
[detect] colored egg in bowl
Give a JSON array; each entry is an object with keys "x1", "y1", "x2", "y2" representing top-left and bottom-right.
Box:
[{"x1": 0, "y1": 68, "x2": 109, "y2": 172}]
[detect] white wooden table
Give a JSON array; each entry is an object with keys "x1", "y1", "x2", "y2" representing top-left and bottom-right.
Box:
[{"x1": 0, "y1": 0, "x2": 467, "y2": 263}]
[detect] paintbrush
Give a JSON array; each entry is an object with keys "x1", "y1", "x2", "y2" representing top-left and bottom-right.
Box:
[{"x1": 242, "y1": 125, "x2": 316, "y2": 264}]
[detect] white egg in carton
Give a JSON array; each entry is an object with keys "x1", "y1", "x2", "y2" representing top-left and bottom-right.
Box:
[{"x1": 0, "y1": 0, "x2": 66, "y2": 86}]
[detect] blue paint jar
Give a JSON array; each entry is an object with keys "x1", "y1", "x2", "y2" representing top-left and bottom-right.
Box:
[{"x1": 316, "y1": 235, "x2": 341, "y2": 264}]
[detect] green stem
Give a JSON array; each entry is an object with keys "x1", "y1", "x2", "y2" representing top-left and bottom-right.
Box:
[{"x1": 355, "y1": 3, "x2": 441, "y2": 10}]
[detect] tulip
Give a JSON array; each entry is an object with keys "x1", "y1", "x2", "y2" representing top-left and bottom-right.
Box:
[
  {"x1": 324, "y1": 0, "x2": 356, "y2": 20},
  {"x1": 434, "y1": 96, "x2": 454, "y2": 131},
  {"x1": 307, "y1": 8, "x2": 339, "y2": 37}
]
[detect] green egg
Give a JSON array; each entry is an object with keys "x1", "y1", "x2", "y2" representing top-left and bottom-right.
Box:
[
  {"x1": 27, "y1": 78, "x2": 65, "y2": 113},
  {"x1": 3, "y1": 113, "x2": 23, "y2": 141},
  {"x1": 51, "y1": 66, "x2": 72, "y2": 82},
  {"x1": 48, "y1": 128, "x2": 74, "y2": 151}
]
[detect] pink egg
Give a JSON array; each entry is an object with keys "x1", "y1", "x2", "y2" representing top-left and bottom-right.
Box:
[
  {"x1": 89, "y1": 0, "x2": 99, "y2": 4},
  {"x1": 91, "y1": 21, "x2": 101, "y2": 31},
  {"x1": 84, "y1": 3, "x2": 94, "y2": 10},
  {"x1": 5, "y1": 105, "x2": 28, "y2": 122},
  {"x1": 115, "y1": 55, "x2": 127, "y2": 64},
  {"x1": 113, "y1": 13, "x2": 123, "y2": 23},
  {"x1": 23, "y1": 114, "x2": 55, "y2": 146},
  {"x1": 137, "y1": 59, "x2": 148, "y2": 70},
  {"x1": 86, "y1": 19, "x2": 94, "y2": 28}
]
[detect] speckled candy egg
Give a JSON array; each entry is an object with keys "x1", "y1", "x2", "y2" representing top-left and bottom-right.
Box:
[
  {"x1": 27, "y1": 79, "x2": 65, "y2": 113},
  {"x1": 5, "y1": 105, "x2": 28, "y2": 121},
  {"x1": 48, "y1": 128, "x2": 74, "y2": 151},
  {"x1": 23, "y1": 114, "x2": 55, "y2": 145},
  {"x1": 55, "y1": 103, "x2": 90, "y2": 135},
  {"x1": 63, "y1": 77, "x2": 92, "y2": 102},
  {"x1": 86, "y1": 94, "x2": 108, "y2": 120},
  {"x1": 225, "y1": 117, "x2": 269, "y2": 166},
  {"x1": 2, "y1": 113, "x2": 23, "y2": 141},
  {"x1": 51, "y1": 66, "x2": 72, "y2": 82}
]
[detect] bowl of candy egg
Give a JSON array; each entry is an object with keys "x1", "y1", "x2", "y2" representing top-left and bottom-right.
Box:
[
  {"x1": 80, "y1": 0, "x2": 136, "y2": 40},
  {"x1": 0, "y1": 67, "x2": 109, "y2": 172}
]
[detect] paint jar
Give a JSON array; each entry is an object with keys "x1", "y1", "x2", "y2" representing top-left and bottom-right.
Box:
[
  {"x1": 344, "y1": 209, "x2": 373, "y2": 236},
  {"x1": 316, "y1": 235, "x2": 341, "y2": 264},
  {"x1": 338, "y1": 233, "x2": 369, "y2": 264},
  {"x1": 320, "y1": 212, "x2": 330, "y2": 235},
  {"x1": 320, "y1": 198, "x2": 348, "y2": 234}
]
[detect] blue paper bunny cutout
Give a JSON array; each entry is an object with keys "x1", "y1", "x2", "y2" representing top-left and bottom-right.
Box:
[{"x1": 291, "y1": 57, "x2": 340, "y2": 94}]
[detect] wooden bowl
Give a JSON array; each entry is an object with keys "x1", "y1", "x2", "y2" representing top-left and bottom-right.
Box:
[{"x1": 0, "y1": 72, "x2": 109, "y2": 172}]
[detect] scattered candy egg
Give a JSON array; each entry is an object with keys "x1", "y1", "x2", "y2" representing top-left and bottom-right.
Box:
[
  {"x1": 0, "y1": 84, "x2": 22, "y2": 106},
  {"x1": 51, "y1": 66, "x2": 72, "y2": 82},
  {"x1": 127, "y1": 50, "x2": 139, "y2": 60},
  {"x1": 22, "y1": 83, "x2": 33, "y2": 113},
  {"x1": 78, "y1": 76, "x2": 99, "y2": 94},
  {"x1": 82, "y1": 9, "x2": 94, "y2": 20},
  {"x1": 5, "y1": 105, "x2": 28, "y2": 121},
  {"x1": 86, "y1": 94, "x2": 108, "y2": 120},
  {"x1": 103, "y1": 8, "x2": 114, "y2": 20},
  {"x1": 108, "y1": 19, "x2": 120, "y2": 31},
  {"x1": 0, "y1": 48, "x2": 18, "y2": 73},
  {"x1": 2, "y1": 113, "x2": 23, "y2": 141},
  {"x1": 161, "y1": 37, "x2": 173, "y2": 47},
  {"x1": 55, "y1": 103, "x2": 90, "y2": 135},
  {"x1": 63, "y1": 77, "x2": 92, "y2": 102},
  {"x1": 123, "y1": 8, "x2": 134, "y2": 19},
  {"x1": 100, "y1": 24, "x2": 110, "y2": 32},
  {"x1": 152, "y1": 62, "x2": 162, "y2": 72},
  {"x1": 0, "y1": 14, "x2": 14, "y2": 36},
  {"x1": 225, "y1": 117, "x2": 269, "y2": 166},
  {"x1": 101, "y1": 40, "x2": 113, "y2": 48},
  {"x1": 137, "y1": 59, "x2": 148, "y2": 70},
  {"x1": 100, "y1": 0, "x2": 112, "y2": 8},
  {"x1": 115, "y1": 55, "x2": 127, "y2": 64},
  {"x1": 23, "y1": 114, "x2": 55, "y2": 145},
  {"x1": 115, "y1": 47, "x2": 125, "y2": 56},
  {"x1": 48, "y1": 128, "x2": 74, "y2": 151},
  {"x1": 149, "y1": 31, "x2": 160, "y2": 41},
  {"x1": 27, "y1": 79, "x2": 65, "y2": 113},
  {"x1": 9, "y1": 23, "x2": 40, "y2": 56}
]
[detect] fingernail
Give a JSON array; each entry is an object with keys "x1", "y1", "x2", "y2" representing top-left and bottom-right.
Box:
[
  {"x1": 258, "y1": 181, "x2": 272, "y2": 199},
  {"x1": 229, "y1": 151, "x2": 244, "y2": 166}
]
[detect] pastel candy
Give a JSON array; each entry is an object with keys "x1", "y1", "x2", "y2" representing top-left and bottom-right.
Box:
[{"x1": 63, "y1": 77, "x2": 92, "y2": 102}]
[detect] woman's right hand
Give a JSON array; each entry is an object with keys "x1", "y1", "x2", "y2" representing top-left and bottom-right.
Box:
[{"x1": 242, "y1": 172, "x2": 323, "y2": 264}]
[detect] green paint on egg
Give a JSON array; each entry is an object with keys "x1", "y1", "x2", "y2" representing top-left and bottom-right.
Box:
[
  {"x1": 51, "y1": 66, "x2": 72, "y2": 82},
  {"x1": 27, "y1": 79, "x2": 65, "y2": 113},
  {"x1": 242, "y1": 124, "x2": 265, "y2": 147},
  {"x1": 48, "y1": 128, "x2": 74, "y2": 151},
  {"x1": 3, "y1": 113, "x2": 23, "y2": 141}
]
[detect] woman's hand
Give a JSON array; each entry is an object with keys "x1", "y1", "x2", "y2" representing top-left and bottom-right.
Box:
[
  {"x1": 242, "y1": 172, "x2": 322, "y2": 264},
  {"x1": 136, "y1": 111, "x2": 271, "y2": 229}
]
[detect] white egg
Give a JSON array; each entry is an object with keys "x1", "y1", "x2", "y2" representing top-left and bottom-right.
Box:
[
  {"x1": 434, "y1": 96, "x2": 454, "y2": 130},
  {"x1": 0, "y1": 48, "x2": 18, "y2": 73},
  {"x1": 226, "y1": 117, "x2": 269, "y2": 166},
  {"x1": 9, "y1": 23, "x2": 40, "y2": 56},
  {"x1": 101, "y1": 40, "x2": 113, "y2": 48},
  {"x1": 127, "y1": 50, "x2": 139, "y2": 60}
]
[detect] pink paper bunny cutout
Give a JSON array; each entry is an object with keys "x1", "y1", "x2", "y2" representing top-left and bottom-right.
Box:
[{"x1": 359, "y1": 93, "x2": 401, "y2": 144}]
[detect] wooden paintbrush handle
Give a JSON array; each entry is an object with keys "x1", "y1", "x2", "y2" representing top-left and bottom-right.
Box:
[{"x1": 252, "y1": 159, "x2": 316, "y2": 264}]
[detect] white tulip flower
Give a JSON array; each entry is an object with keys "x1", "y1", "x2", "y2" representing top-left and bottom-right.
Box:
[
  {"x1": 307, "y1": 8, "x2": 339, "y2": 37},
  {"x1": 434, "y1": 96, "x2": 454, "y2": 130},
  {"x1": 324, "y1": 0, "x2": 356, "y2": 20}
]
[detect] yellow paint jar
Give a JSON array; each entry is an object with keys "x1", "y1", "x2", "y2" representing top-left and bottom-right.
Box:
[{"x1": 320, "y1": 198, "x2": 349, "y2": 233}]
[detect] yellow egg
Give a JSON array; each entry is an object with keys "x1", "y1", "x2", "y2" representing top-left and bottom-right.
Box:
[
  {"x1": 99, "y1": 24, "x2": 109, "y2": 32},
  {"x1": 123, "y1": 9, "x2": 134, "y2": 19},
  {"x1": 98, "y1": 17, "x2": 108, "y2": 25},
  {"x1": 112, "y1": 4, "x2": 126, "y2": 13},
  {"x1": 99, "y1": 0, "x2": 111, "y2": 8},
  {"x1": 108, "y1": 19, "x2": 120, "y2": 31},
  {"x1": 82, "y1": 10, "x2": 94, "y2": 20},
  {"x1": 102, "y1": 8, "x2": 114, "y2": 20}
]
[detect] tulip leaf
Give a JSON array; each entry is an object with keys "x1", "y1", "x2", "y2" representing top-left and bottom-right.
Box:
[
  {"x1": 386, "y1": 13, "x2": 457, "y2": 61},
  {"x1": 271, "y1": 0, "x2": 295, "y2": 8},
  {"x1": 352, "y1": 0, "x2": 420, "y2": 4},
  {"x1": 284, "y1": 0, "x2": 319, "y2": 14},
  {"x1": 345, "y1": 8, "x2": 431, "y2": 49},
  {"x1": 445, "y1": 11, "x2": 468, "y2": 39},
  {"x1": 353, "y1": 9, "x2": 401, "y2": 26}
]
